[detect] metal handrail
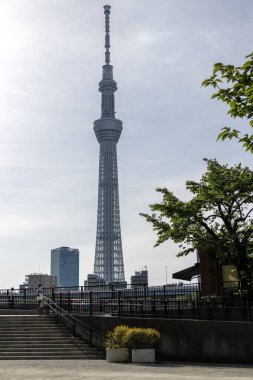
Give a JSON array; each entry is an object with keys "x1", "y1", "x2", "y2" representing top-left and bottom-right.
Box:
[{"x1": 45, "y1": 298, "x2": 93, "y2": 344}]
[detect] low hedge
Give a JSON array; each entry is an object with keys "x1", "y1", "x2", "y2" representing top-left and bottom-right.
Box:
[{"x1": 105, "y1": 325, "x2": 160, "y2": 349}]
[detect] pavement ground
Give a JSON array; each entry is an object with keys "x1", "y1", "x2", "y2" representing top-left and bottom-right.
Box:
[{"x1": 0, "y1": 360, "x2": 253, "y2": 380}]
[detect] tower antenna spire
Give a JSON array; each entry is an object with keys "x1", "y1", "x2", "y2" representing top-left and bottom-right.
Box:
[
  {"x1": 93, "y1": 5, "x2": 125, "y2": 284},
  {"x1": 104, "y1": 5, "x2": 111, "y2": 65}
]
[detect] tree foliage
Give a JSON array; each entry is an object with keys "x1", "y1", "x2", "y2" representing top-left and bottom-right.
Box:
[
  {"x1": 141, "y1": 159, "x2": 253, "y2": 285},
  {"x1": 202, "y1": 52, "x2": 253, "y2": 153}
]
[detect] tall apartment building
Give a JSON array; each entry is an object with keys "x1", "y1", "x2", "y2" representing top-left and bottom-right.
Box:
[
  {"x1": 51, "y1": 246, "x2": 79, "y2": 287},
  {"x1": 25, "y1": 273, "x2": 57, "y2": 289}
]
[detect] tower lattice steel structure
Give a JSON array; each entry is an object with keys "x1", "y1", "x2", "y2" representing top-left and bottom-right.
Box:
[{"x1": 93, "y1": 5, "x2": 125, "y2": 283}]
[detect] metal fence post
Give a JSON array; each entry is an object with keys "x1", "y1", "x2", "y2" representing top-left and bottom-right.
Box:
[
  {"x1": 141, "y1": 299, "x2": 144, "y2": 317},
  {"x1": 118, "y1": 290, "x2": 121, "y2": 317},
  {"x1": 144, "y1": 286, "x2": 147, "y2": 313},
  {"x1": 129, "y1": 299, "x2": 132, "y2": 315},
  {"x1": 89, "y1": 291, "x2": 93, "y2": 316},
  {"x1": 245, "y1": 291, "x2": 250, "y2": 321},
  {"x1": 67, "y1": 292, "x2": 71, "y2": 313},
  {"x1": 197, "y1": 283, "x2": 202, "y2": 320},
  {"x1": 153, "y1": 290, "x2": 156, "y2": 317},
  {"x1": 46, "y1": 302, "x2": 49, "y2": 315},
  {"x1": 72, "y1": 319, "x2": 76, "y2": 336},
  {"x1": 163, "y1": 285, "x2": 168, "y2": 318},
  {"x1": 59, "y1": 292, "x2": 63, "y2": 309}
]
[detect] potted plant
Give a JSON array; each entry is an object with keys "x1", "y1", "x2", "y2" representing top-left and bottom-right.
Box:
[
  {"x1": 124, "y1": 327, "x2": 160, "y2": 363},
  {"x1": 105, "y1": 325, "x2": 130, "y2": 363}
]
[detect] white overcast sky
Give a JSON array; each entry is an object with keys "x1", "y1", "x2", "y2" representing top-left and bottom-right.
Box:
[{"x1": 0, "y1": 0, "x2": 252, "y2": 289}]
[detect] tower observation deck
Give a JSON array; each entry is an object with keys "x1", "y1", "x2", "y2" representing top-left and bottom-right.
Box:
[{"x1": 93, "y1": 5, "x2": 125, "y2": 283}]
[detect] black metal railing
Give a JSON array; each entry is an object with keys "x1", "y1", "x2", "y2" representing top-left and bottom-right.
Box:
[
  {"x1": 1, "y1": 282, "x2": 252, "y2": 322},
  {"x1": 44, "y1": 299, "x2": 104, "y2": 348}
]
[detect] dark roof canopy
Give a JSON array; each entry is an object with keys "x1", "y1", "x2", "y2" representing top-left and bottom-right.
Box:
[{"x1": 172, "y1": 263, "x2": 200, "y2": 281}]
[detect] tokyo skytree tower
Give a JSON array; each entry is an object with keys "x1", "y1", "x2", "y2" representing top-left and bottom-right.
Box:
[{"x1": 93, "y1": 5, "x2": 125, "y2": 283}]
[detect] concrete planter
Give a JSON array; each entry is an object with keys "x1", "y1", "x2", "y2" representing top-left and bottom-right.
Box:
[
  {"x1": 106, "y1": 348, "x2": 129, "y2": 363},
  {"x1": 131, "y1": 348, "x2": 156, "y2": 363}
]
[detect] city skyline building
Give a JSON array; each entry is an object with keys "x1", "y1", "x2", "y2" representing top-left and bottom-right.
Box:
[
  {"x1": 25, "y1": 273, "x2": 57, "y2": 289},
  {"x1": 84, "y1": 274, "x2": 105, "y2": 288},
  {"x1": 51, "y1": 246, "x2": 79, "y2": 287},
  {"x1": 93, "y1": 5, "x2": 125, "y2": 284},
  {"x1": 131, "y1": 268, "x2": 148, "y2": 288}
]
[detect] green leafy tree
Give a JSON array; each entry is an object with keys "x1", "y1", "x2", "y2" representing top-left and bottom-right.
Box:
[
  {"x1": 202, "y1": 52, "x2": 253, "y2": 153},
  {"x1": 141, "y1": 159, "x2": 253, "y2": 287}
]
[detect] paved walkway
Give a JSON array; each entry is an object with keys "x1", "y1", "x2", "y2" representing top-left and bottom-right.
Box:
[{"x1": 0, "y1": 360, "x2": 253, "y2": 380}]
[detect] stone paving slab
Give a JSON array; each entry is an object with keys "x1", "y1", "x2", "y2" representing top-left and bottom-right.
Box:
[{"x1": 0, "y1": 360, "x2": 253, "y2": 380}]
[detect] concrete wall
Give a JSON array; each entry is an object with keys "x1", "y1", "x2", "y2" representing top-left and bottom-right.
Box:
[{"x1": 77, "y1": 315, "x2": 253, "y2": 364}]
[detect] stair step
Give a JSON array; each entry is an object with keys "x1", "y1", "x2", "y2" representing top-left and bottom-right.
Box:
[
  {"x1": 0, "y1": 339, "x2": 80, "y2": 342},
  {"x1": 0, "y1": 336, "x2": 73, "y2": 340},
  {"x1": 0, "y1": 346, "x2": 99, "y2": 351},
  {"x1": 0, "y1": 336, "x2": 82, "y2": 341},
  {"x1": 0, "y1": 350, "x2": 100, "y2": 355},
  {"x1": 0, "y1": 317, "x2": 55, "y2": 320},
  {"x1": 0, "y1": 326, "x2": 58, "y2": 329},
  {"x1": 0, "y1": 332, "x2": 72, "y2": 335},
  {"x1": 0, "y1": 323, "x2": 56, "y2": 326},
  {"x1": 0, "y1": 315, "x2": 104, "y2": 360},
  {"x1": 0, "y1": 350, "x2": 103, "y2": 355},
  {"x1": 0, "y1": 330, "x2": 71, "y2": 332},
  {"x1": 0, "y1": 326, "x2": 70, "y2": 329},
  {"x1": 0, "y1": 355, "x2": 104, "y2": 360},
  {"x1": 0, "y1": 342, "x2": 90, "y2": 347},
  {"x1": 0, "y1": 332, "x2": 66, "y2": 334},
  {"x1": 0, "y1": 320, "x2": 62, "y2": 324},
  {"x1": 0, "y1": 326, "x2": 66, "y2": 330},
  {"x1": 0, "y1": 321, "x2": 59, "y2": 324}
]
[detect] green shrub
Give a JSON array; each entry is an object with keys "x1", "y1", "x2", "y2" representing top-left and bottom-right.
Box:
[
  {"x1": 105, "y1": 325, "x2": 130, "y2": 349},
  {"x1": 123, "y1": 327, "x2": 160, "y2": 349}
]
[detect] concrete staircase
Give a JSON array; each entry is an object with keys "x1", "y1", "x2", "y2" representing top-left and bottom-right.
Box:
[{"x1": 0, "y1": 316, "x2": 105, "y2": 360}]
